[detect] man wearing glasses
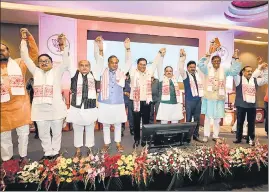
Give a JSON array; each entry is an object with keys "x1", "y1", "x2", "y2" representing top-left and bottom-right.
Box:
[{"x1": 20, "y1": 29, "x2": 70, "y2": 161}]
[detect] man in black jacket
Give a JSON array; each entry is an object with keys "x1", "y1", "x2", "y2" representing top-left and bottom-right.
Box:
[{"x1": 150, "y1": 76, "x2": 160, "y2": 124}]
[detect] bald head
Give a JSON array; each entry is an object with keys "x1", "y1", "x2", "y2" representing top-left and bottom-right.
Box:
[{"x1": 78, "y1": 60, "x2": 91, "y2": 74}]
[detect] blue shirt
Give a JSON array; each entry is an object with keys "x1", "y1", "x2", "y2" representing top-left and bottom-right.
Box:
[{"x1": 98, "y1": 70, "x2": 124, "y2": 104}]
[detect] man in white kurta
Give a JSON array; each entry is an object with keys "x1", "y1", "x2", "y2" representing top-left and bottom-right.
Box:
[
  {"x1": 20, "y1": 33, "x2": 70, "y2": 160},
  {"x1": 66, "y1": 36, "x2": 104, "y2": 157},
  {"x1": 125, "y1": 39, "x2": 165, "y2": 148}
]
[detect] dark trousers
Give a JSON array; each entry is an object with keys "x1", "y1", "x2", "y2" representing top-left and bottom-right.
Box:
[
  {"x1": 130, "y1": 100, "x2": 151, "y2": 141},
  {"x1": 122, "y1": 102, "x2": 134, "y2": 130},
  {"x1": 149, "y1": 101, "x2": 160, "y2": 124},
  {"x1": 185, "y1": 99, "x2": 201, "y2": 138},
  {"x1": 34, "y1": 122, "x2": 38, "y2": 136},
  {"x1": 265, "y1": 102, "x2": 268, "y2": 134},
  {"x1": 236, "y1": 106, "x2": 256, "y2": 141}
]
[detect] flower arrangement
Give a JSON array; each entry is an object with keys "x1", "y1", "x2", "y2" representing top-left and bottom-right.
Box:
[
  {"x1": 17, "y1": 161, "x2": 41, "y2": 183},
  {"x1": 55, "y1": 156, "x2": 74, "y2": 184},
  {"x1": 103, "y1": 154, "x2": 121, "y2": 177},
  {"x1": 117, "y1": 154, "x2": 135, "y2": 176},
  {"x1": 245, "y1": 141, "x2": 268, "y2": 170},
  {"x1": 132, "y1": 149, "x2": 148, "y2": 186},
  {"x1": 229, "y1": 147, "x2": 249, "y2": 168},
  {"x1": 1, "y1": 141, "x2": 268, "y2": 191},
  {"x1": 0, "y1": 159, "x2": 21, "y2": 184},
  {"x1": 37, "y1": 158, "x2": 58, "y2": 190}
]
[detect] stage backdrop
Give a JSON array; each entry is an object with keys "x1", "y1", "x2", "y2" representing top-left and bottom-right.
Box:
[
  {"x1": 206, "y1": 31, "x2": 234, "y2": 91},
  {"x1": 39, "y1": 14, "x2": 77, "y2": 89}
]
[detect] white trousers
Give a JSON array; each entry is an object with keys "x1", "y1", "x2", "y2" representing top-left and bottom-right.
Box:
[
  {"x1": 73, "y1": 123, "x2": 95, "y2": 148},
  {"x1": 103, "y1": 123, "x2": 121, "y2": 145},
  {"x1": 161, "y1": 120, "x2": 179, "y2": 124},
  {"x1": 1, "y1": 125, "x2": 29, "y2": 161},
  {"x1": 36, "y1": 119, "x2": 63, "y2": 156},
  {"x1": 204, "y1": 116, "x2": 221, "y2": 138}
]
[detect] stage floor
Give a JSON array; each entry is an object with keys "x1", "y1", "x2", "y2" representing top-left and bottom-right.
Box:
[{"x1": 9, "y1": 123, "x2": 268, "y2": 161}]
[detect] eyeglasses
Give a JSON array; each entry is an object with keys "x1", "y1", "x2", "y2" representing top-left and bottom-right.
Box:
[{"x1": 38, "y1": 60, "x2": 50, "y2": 64}]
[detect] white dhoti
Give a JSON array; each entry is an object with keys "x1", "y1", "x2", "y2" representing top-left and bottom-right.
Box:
[
  {"x1": 204, "y1": 116, "x2": 221, "y2": 138},
  {"x1": 66, "y1": 106, "x2": 98, "y2": 125},
  {"x1": 36, "y1": 119, "x2": 63, "y2": 156},
  {"x1": 156, "y1": 103, "x2": 184, "y2": 121},
  {"x1": 66, "y1": 106, "x2": 98, "y2": 148},
  {"x1": 1, "y1": 125, "x2": 29, "y2": 161},
  {"x1": 98, "y1": 103, "x2": 127, "y2": 144},
  {"x1": 98, "y1": 103, "x2": 127, "y2": 124}
]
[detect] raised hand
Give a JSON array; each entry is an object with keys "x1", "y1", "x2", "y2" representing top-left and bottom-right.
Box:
[
  {"x1": 159, "y1": 48, "x2": 166, "y2": 57},
  {"x1": 57, "y1": 33, "x2": 66, "y2": 51},
  {"x1": 232, "y1": 49, "x2": 239, "y2": 59},
  {"x1": 20, "y1": 28, "x2": 31, "y2": 39},
  {"x1": 180, "y1": 49, "x2": 186, "y2": 57},
  {"x1": 124, "y1": 38, "x2": 130, "y2": 50},
  {"x1": 205, "y1": 52, "x2": 211, "y2": 58},
  {"x1": 257, "y1": 56, "x2": 263, "y2": 64},
  {"x1": 95, "y1": 36, "x2": 104, "y2": 50}
]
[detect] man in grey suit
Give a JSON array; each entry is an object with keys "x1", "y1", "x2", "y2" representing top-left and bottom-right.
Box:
[{"x1": 150, "y1": 76, "x2": 160, "y2": 124}]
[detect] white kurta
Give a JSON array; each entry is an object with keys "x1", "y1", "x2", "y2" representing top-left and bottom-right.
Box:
[
  {"x1": 20, "y1": 40, "x2": 70, "y2": 121},
  {"x1": 66, "y1": 41, "x2": 104, "y2": 126}
]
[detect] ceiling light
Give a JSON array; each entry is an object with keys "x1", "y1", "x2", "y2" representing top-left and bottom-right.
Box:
[
  {"x1": 1, "y1": 2, "x2": 268, "y2": 34},
  {"x1": 256, "y1": 36, "x2": 262, "y2": 39},
  {"x1": 234, "y1": 39, "x2": 267, "y2": 45}
]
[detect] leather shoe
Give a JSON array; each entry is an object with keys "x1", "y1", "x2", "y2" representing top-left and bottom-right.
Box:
[
  {"x1": 233, "y1": 140, "x2": 241, "y2": 144},
  {"x1": 133, "y1": 140, "x2": 140, "y2": 149}
]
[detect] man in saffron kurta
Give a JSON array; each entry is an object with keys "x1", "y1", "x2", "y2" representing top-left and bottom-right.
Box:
[
  {"x1": 1, "y1": 30, "x2": 38, "y2": 162},
  {"x1": 198, "y1": 49, "x2": 241, "y2": 142}
]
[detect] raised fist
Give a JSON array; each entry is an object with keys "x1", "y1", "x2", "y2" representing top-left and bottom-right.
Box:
[
  {"x1": 205, "y1": 52, "x2": 211, "y2": 58},
  {"x1": 124, "y1": 38, "x2": 130, "y2": 50},
  {"x1": 20, "y1": 28, "x2": 30, "y2": 39},
  {"x1": 180, "y1": 49, "x2": 186, "y2": 57},
  {"x1": 257, "y1": 56, "x2": 263, "y2": 64},
  {"x1": 159, "y1": 48, "x2": 166, "y2": 57},
  {"x1": 232, "y1": 49, "x2": 239, "y2": 59},
  {"x1": 95, "y1": 36, "x2": 104, "y2": 50},
  {"x1": 57, "y1": 34, "x2": 66, "y2": 51}
]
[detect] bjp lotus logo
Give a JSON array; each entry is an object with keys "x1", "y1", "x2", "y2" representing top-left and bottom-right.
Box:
[
  {"x1": 209, "y1": 37, "x2": 229, "y2": 63},
  {"x1": 47, "y1": 34, "x2": 70, "y2": 56}
]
